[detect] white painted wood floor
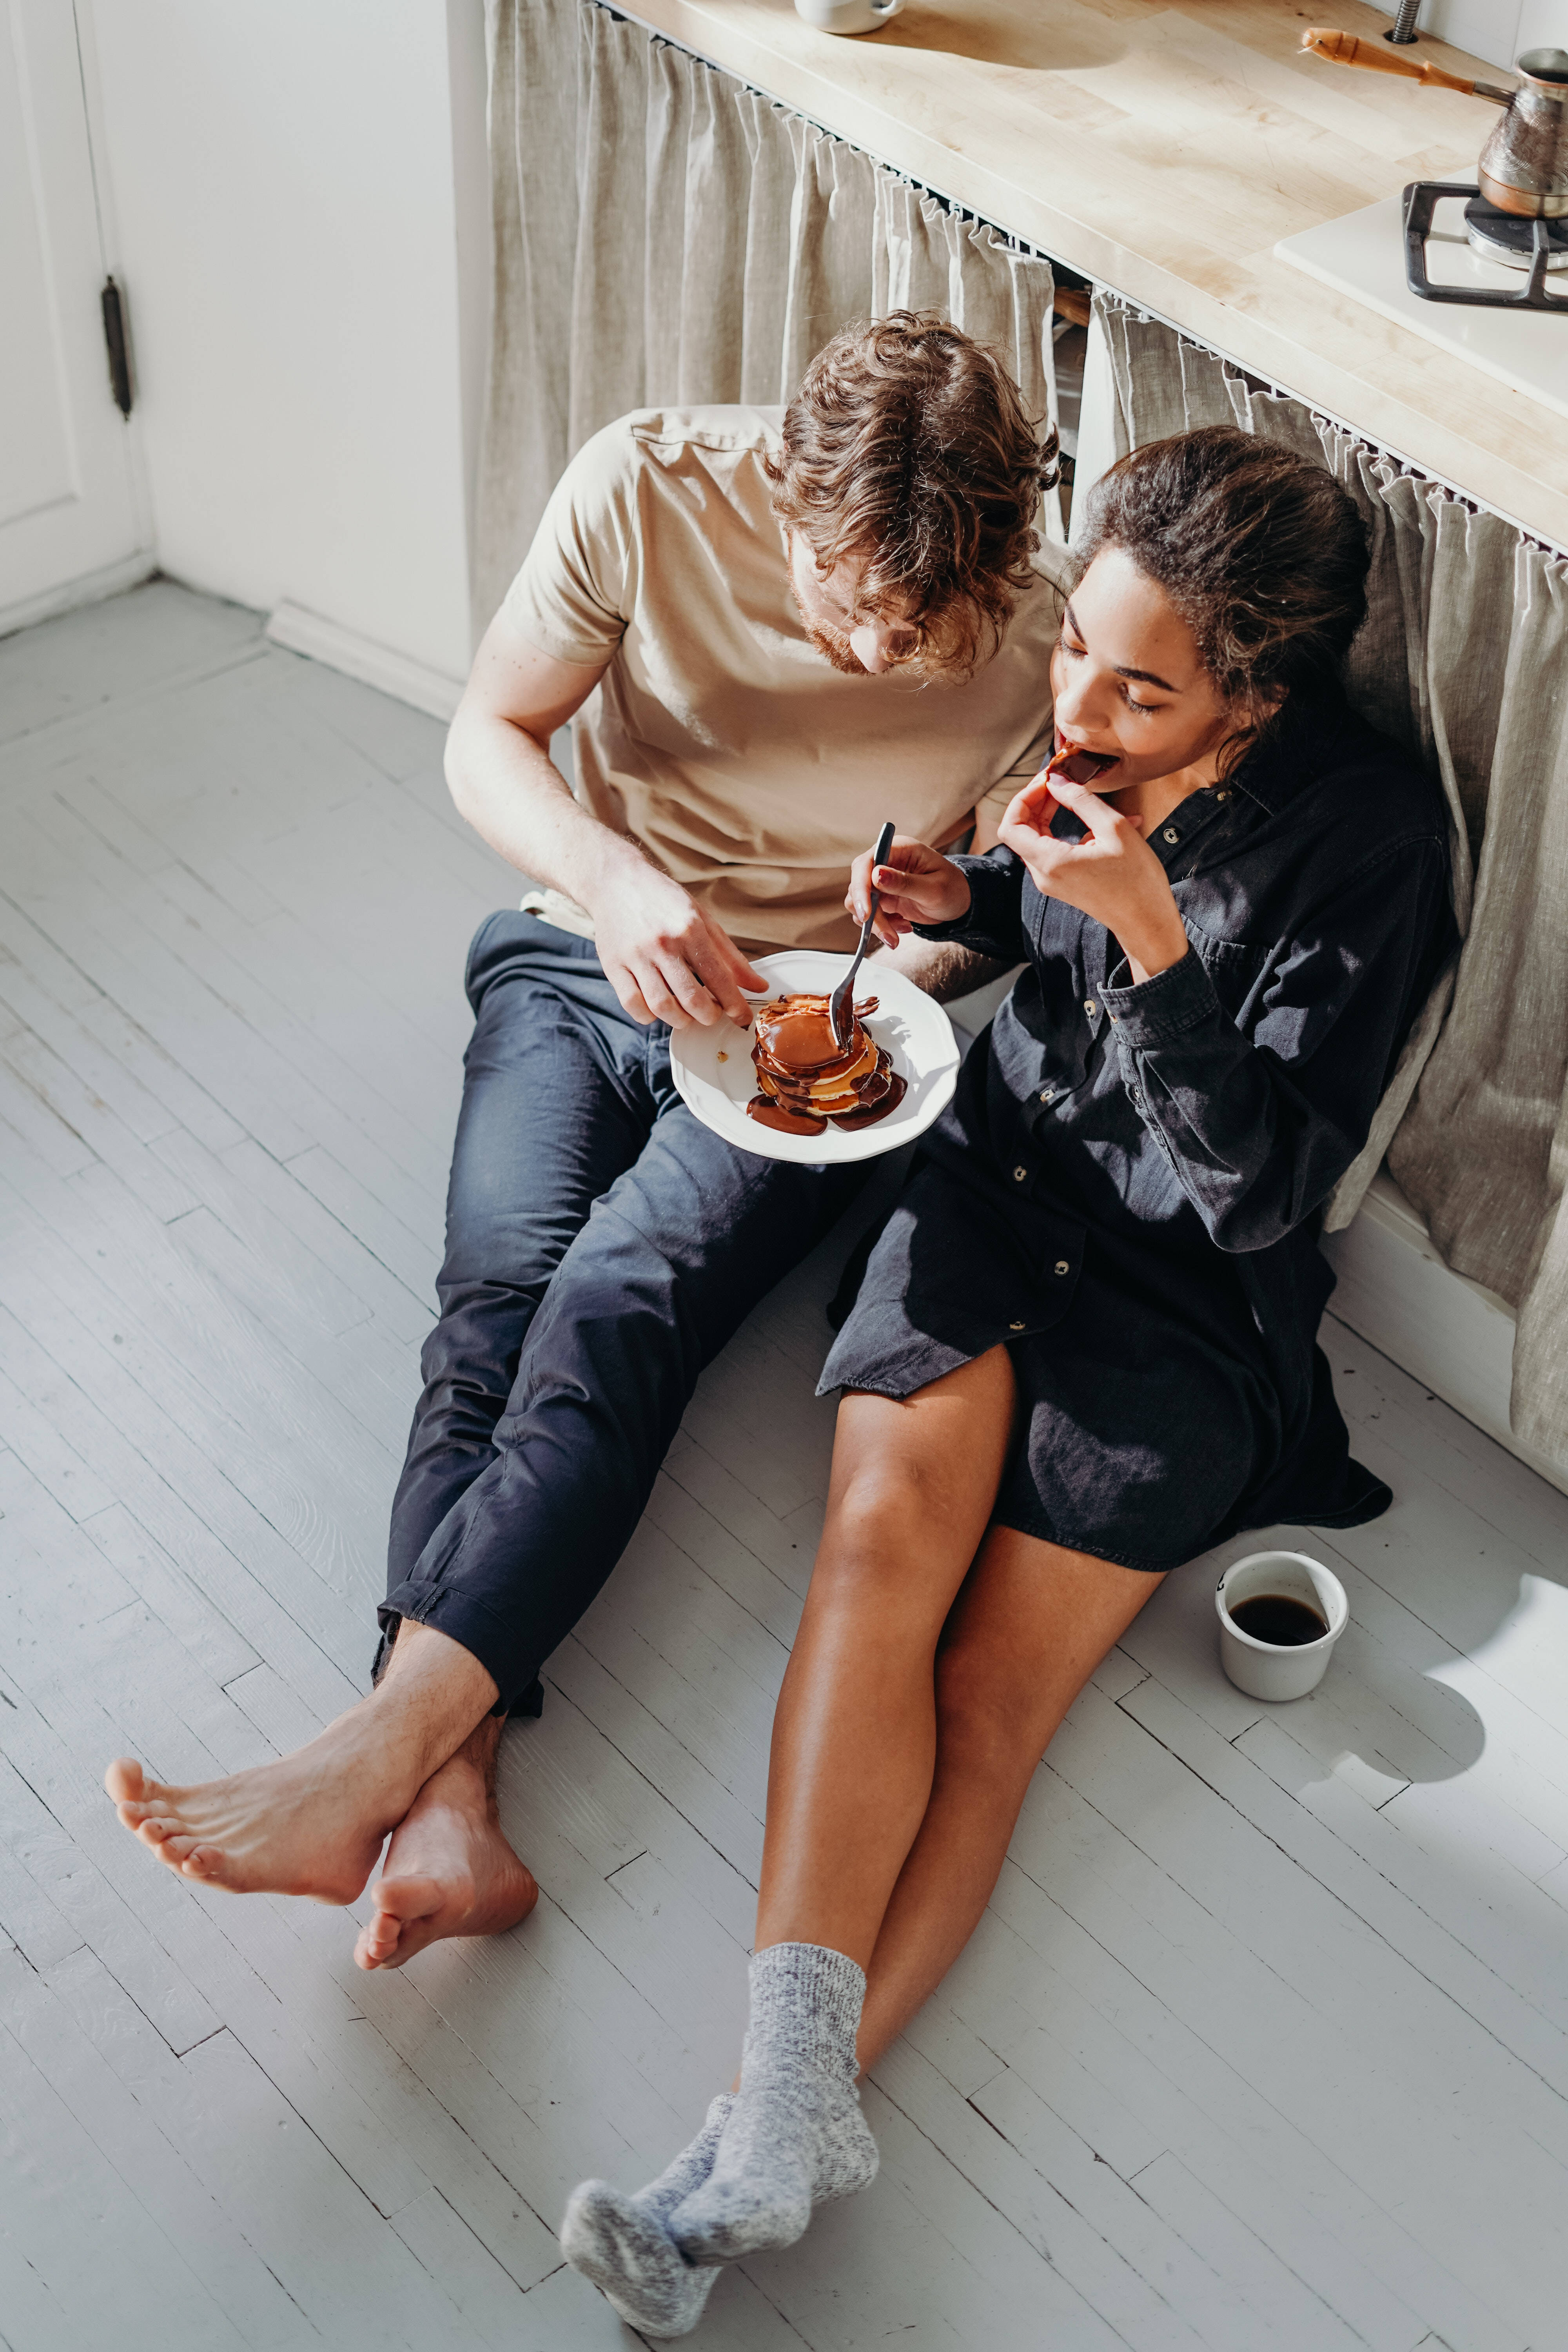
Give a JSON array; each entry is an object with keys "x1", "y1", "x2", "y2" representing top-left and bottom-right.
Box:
[{"x1": 2, "y1": 583, "x2": 1566, "y2": 2352}]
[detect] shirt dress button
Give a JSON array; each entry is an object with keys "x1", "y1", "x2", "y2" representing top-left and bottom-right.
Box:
[
  {"x1": 1053, "y1": 1259, "x2": 1071, "y2": 1277},
  {"x1": 1009, "y1": 1319, "x2": 1026, "y2": 1330},
  {"x1": 1131, "y1": 1086, "x2": 1143, "y2": 1106},
  {"x1": 1039, "y1": 1088, "x2": 1054, "y2": 1103},
  {"x1": 1083, "y1": 998, "x2": 1098, "y2": 1018},
  {"x1": 1013, "y1": 1165, "x2": 1027, "y2": 1183},
  {"x1": 1163, "y1": 826, "x2": 1179, "y2": 843}
]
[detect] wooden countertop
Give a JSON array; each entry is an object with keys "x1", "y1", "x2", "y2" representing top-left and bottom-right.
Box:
[{"x1": 622, "y1": 0, "x2": 1568, "y2": 549}]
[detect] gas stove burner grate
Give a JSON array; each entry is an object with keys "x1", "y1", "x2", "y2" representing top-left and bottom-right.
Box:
[
  {"x1": 1464, "y1": 195, "x2": 1568, "y2": 272},
  {"x1": 1405, "y1": 181, "x2": 1568, "y2": 310}
]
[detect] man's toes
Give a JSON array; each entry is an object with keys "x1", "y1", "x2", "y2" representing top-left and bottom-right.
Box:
[
  {"x1": 179, "y1": 1845, "x2": 225, "y2": 1880},
  {"x1": 354, "y1": 1909, "x2": 409, "y2": 1971},
  {"x1": 153, "y1": 1832, "x2": 205, "y2": 1864},
  {"x1": 379, "y1": 1874, "x2": 459, "y2": 1927},
  {"x1": 104, "y1": 1757, "x2": 149, "y2": 1804},
  {"x1": 354, "y1": 1876, "x2": 454, "y2": 1970}
]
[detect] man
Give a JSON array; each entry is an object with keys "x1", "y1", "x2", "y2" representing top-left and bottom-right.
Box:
[{"x1": 105, "y1": 312, "x2": 1062, "y2": 1966}]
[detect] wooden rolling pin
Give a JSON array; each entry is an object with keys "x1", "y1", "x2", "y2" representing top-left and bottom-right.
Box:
[{"x1": 1300, "y1": 29, "x2": 1512, "y2": 101}]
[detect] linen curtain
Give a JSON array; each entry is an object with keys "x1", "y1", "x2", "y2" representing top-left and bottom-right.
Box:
[
  {"x1": 477, "y1": 0, "x2": 1060, "y2": 630},
  {"x1": 1077, "y1": 295, "x2": 1568, "y2": 1473}
]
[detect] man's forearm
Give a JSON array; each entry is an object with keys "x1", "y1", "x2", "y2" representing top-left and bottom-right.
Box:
[
  {"x1": 873, "y1": 933, "x2": 1016, "y2": 1004},
  {"x1": 444, "y1": 705, "x2": 645, "y2": 907}
]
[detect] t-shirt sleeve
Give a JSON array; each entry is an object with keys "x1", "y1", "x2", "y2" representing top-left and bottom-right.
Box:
[
  {"x1": 971, "y1": 560, "x2": 1063, "y2": 840},
  {"x1": 503, "y1": 418, "x2": 639, "y2": 666}
]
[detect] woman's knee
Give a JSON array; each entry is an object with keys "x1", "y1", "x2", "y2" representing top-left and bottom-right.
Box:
[
  {"x1": 813, "y1": 1451, "x2": 975, "y2": 1603},
  {"x1": 826, "y1": 1381, "x2": 1010, "y2": 1549}
]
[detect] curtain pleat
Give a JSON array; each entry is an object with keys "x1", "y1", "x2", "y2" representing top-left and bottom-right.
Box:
[
  {"x1": 1077, "y1": 293, "x2": 1568, "y2": 1471},
  {"x1": 476, "y1": 0, "x2": 1059, "y2": 628}
]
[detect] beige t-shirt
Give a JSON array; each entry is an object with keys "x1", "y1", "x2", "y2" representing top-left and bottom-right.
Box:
[{"x1": 506, "y1": 406, "x2": 1063, "y2": 955}]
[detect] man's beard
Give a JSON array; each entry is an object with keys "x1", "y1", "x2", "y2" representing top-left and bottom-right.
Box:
[
  {"x1": 789, "y1": 581, "x2": 870, "y2": 675},
  {"x1": 809, "y1": 623, "x2": 871, "y2": 677}
]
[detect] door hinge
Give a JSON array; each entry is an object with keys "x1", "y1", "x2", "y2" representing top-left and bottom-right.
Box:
[{"x1": 101, "y1": 276, "x2": 132, "y2": 416}]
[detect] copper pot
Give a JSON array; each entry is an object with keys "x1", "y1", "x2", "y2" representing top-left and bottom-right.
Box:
[{"x1": 1302, "y1": 29, "x2": 1568, "y2": 219}]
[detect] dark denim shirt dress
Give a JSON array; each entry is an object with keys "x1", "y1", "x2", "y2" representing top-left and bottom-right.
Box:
[{"x1": 819, "y1": 688, "x2": 1458, "y2": 1572}]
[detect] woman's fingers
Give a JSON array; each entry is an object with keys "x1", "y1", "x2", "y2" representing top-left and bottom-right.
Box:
[
  {"x1": 1004, "y1": 777, "x2": 1060, "y2": 836},
  {"x1": 848, "y1": 837, "x2": 965, "y2": 935},
  {"x1": 866, "y1": 871, "x2": 917, "y2": 943},
  {"x1": 1045, "y1": 774, "x2": 1123, "y2": 839},
  {"x1": 846, "y1": 849, "x2": 877, "y2": 926},
  {"x1": 849, "y1": 836, "x2": 933, "y2": 919}
]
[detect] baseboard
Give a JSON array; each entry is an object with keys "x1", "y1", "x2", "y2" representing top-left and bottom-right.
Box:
[
  {"x1": 1322, "y1": 1172, "x2": 1567, "y2": 1497},
  {"x1": 0, "y1": 549, "x2": 158, "y2": 641},
  {"x1": 264, "y1": 600, "x2": 466, "y2": 722}
]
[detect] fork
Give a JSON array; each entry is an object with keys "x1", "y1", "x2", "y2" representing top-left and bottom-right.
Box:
[{"x1": 830, "y1": 819, "x2": 896, "y2": 1051}]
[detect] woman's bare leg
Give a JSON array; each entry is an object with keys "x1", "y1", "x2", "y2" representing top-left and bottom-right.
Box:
[
  {"x1": 662, "y1": 1350, "x2": 1018, "y2": 2268},
  {"x1": 856, "y1": 1524, "x2": 1164, "y2": 2073},
  {"x1": 752, "y1": 1347, "x2": 1020, "y2": 1965}
]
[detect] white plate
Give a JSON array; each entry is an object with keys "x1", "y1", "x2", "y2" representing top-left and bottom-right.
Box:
[{"x1": 669, "y1": 950, "x2": 961, "y2": 1165}]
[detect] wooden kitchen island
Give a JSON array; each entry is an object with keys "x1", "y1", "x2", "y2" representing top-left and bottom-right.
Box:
[{"x1": 621, "y1": 0, "x2": 1568, "y2": 547}]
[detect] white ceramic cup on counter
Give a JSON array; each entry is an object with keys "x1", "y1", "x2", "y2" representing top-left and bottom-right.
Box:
[
  {"x1": 1215, "y1": 1550, "x2": 1348, "y2": 1701},
  {"x1": 794, "y1": 0, "x2": 902, "y2": 33}
]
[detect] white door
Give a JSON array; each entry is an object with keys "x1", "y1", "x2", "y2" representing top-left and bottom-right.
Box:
[{"x1": 0, "y1": 0, "x2": 146, "y2": 633}]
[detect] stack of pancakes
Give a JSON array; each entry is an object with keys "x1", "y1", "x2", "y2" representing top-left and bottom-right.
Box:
[{"x1": 747, "y1": 993, "x2": 904, "y2": 1135}]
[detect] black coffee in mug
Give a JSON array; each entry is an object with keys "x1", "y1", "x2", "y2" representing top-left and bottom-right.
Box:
[{"x1": 1227, "y1": 1593, "x2": 1328, "y2": 1647}]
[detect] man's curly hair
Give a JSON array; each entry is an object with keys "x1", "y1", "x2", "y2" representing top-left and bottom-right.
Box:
[{"x1": 767, "y1": 311, "x2": 1058, "y2": 677}]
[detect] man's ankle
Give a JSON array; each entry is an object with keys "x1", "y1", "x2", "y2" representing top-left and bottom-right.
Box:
[{"x1": 364, "y1": 1619, "x2": 501, "y2": 1793}]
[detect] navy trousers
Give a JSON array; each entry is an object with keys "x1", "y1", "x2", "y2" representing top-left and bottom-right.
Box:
[{"x1": 378, "y1": 912, "x2": 867, "y2": 1713}]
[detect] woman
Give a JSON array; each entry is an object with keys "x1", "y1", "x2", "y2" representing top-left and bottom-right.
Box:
[{"x1": 561, "y1": 426, "x2": 1457, "y2": 2335}]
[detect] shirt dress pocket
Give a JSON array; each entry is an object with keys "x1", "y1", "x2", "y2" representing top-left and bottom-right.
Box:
[{"x1": 1176, "y1": 918, "x2": 1271, "y2": 1026}]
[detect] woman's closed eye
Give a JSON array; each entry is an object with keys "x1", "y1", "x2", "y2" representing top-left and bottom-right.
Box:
[{"x1": 1057, "y1": 629, "x2": 1161, "y2": 715}]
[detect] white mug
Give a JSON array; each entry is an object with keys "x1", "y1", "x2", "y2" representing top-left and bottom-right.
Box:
[
  {"x1": 1215, "y1": 1550, "x2": 1348, "y2": 1702},
  {"x1": 794, "y1": 0, "x2": 903, "y2": 34}
]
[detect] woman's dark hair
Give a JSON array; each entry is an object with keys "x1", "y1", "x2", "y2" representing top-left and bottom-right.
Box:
[
  {"x1": 1073, "y1": 425, "x2": 1370, "y2": 766},
  {"x1": 768, "y1": 310, "x2": 1057, "y2": 677}
]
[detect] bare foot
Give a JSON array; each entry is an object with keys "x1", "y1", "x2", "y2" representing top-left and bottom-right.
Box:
[
  {"x1": 104, "y1": 1714, "x2": 426, "y2": 1901},
  {"x1": 354, "y1": 1747, "x2": 537, "y2": 1970}
]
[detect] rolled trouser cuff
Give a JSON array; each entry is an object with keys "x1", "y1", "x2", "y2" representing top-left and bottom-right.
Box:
[{"x1": 375, "y1": 1587, "x2": 544, "y2": 1718}]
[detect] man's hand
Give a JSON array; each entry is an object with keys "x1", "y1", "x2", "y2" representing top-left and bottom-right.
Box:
[
  {"x1": 587, "y1": 858, "x2": 765, "y2": 1029},
  {"x1": 846, "y1": 835, "x2": 971, "y2": 948},
  {"x1": 997, "y1": 774, "x2": 1189, "y2": 984}
]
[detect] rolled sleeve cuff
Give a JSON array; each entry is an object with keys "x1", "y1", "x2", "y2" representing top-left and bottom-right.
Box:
[
  {"x1": 1100, "y1": 944, "x2": 1218, "y2": 1046},
  {"x1": 913, "y1": 848, "x2": 1022, "y2": 957}
]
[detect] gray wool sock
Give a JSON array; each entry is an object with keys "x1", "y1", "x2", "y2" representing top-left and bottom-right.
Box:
[
  {"x1": 561, "y1": 2092, "x2": 733, "y2": 2338},
  {"x1": 669, "y1": 1941, "x2": 878, "y2": 2265}
]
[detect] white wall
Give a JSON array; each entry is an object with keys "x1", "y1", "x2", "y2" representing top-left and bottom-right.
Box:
[
  {"x1": 1381, "y1": 1, "x2": 1568, "y2": 68},
  {"x1": 80, "y1": 0, "x2": 490, "y2": 688}
]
